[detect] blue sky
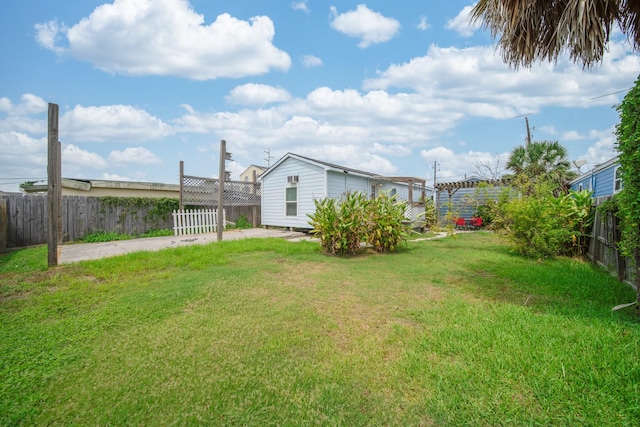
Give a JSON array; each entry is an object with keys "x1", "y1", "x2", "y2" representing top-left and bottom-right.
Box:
[{"x1": 1, "y1": 0, "x2": 638, "y2": 192}]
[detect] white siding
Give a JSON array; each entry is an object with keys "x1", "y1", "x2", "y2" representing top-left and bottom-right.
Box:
[
  {"x1": 380, "y1": 182, "x2": 409, "y2": 200},
  {"x1": 261, "y1": 157, "x2": 326, "y2": 228}
]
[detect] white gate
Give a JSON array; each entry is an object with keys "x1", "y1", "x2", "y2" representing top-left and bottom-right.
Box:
[{"x1": 172, "y1": 209, "x2": 226, "y2": 236}]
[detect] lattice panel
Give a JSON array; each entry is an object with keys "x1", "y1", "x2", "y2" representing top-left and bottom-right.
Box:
[{"x1": 182, "y1": 175, "x2": 261, "y2": 206}]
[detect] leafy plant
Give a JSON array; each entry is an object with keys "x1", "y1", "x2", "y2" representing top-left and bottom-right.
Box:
[
  {"x1": 234, "y1": 215, "x2": 252, "y2": 229},
  {"x1": 364, "y1": 193, "x2": 410, "y2": 253},
  {"x1": 417, "y1": 198, "x2": 437, "y2": 229},
  {"x1": 614, "y1": 73, "x2": 640, "y2": 305},
  {"x1": 500, "y1": 184, "x2": 594, "y2": 259},
  {"x1": 308, "y1": 193, "x2": 368, "y2": 256}
]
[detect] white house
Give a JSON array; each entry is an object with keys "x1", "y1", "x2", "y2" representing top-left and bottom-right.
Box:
[{"x1": 260, "y1": 153, "x2": 431, "y2": 229}]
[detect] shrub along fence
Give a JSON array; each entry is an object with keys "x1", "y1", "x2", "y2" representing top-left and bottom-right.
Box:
[
  {"x1": 588, "y1": 196, "x2": 637, "y2": 287},
  {"x1": 1, "y1": 194, "x2": 261, "y2": 249}
]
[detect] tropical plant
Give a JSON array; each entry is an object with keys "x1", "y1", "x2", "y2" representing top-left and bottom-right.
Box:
[
  {"x1": 506, "y1": 140, "x2": 577, "y2": 193},
  {"x1": 501, "y1": 183, "x2": 594, "y2": 259},
  {"x1": 614, "y1": 74, "x2": 640, "y2": 304},
  {"x1": 417, "y1": 197, "x2": 437, "y2": 229},
  {"x1": 364, "y1": 192, "x2": 410, "y2": 253},
  {"x1": 308, "y1": 192, "x2": 368, "y2": 256},
  {"x1": 470, "y1": 0, "x2": 640, "y2": 69}
]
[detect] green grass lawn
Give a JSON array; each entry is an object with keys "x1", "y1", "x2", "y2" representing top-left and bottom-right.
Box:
[{"x1": 1, "y1": 233, "x2": 639, "y2": 426}]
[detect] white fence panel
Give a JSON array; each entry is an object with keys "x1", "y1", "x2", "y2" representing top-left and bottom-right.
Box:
[{"x1": 172, "y1": 209, "x2": 225, "y2": 236}]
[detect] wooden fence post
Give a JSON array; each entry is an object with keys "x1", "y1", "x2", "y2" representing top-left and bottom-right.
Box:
[
  {"x1": 179, "y1": 160, "x2": 184, "y2": 211},
  {"x1": 252, "y1": 169, "x2": 258, "y2": 227},
  {"x1": 0, "y1": 197, "x2": 7, "y2": 253},
  {"x1": 47, "y1": 103, "x2": 62, "y2": 267}
]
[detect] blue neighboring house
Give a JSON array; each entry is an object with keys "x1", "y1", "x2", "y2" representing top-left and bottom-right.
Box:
[{"x1": 570, "y1": 156, "x2": 622, "y2": 197}]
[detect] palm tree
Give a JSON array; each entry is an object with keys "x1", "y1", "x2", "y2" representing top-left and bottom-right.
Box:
[
  {"x1": 470, "y1": 0, "x2": 640, "y2": 68},
  {"x1": 506, "y1": 140, "x2": 577, "y2": 192}
]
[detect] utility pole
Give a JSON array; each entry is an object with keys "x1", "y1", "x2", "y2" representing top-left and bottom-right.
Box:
[
  {"x1": 217, "y1": 140, "x2": 232, "y2": 242},
  {"x1": 433, "y1": 161, "x2": 437, "y2": 189},
  {"x1": 525, "y1": 116, "x2": 532, "y2": 149}
]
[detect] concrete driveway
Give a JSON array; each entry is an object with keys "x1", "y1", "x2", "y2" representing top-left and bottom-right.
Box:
[{"x1": 60, "y1": 228, "x2": 310, "y2": 264}]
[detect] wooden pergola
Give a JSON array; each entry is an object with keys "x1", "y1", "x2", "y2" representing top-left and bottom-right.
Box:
[
  {"x1": 434, "y1": 179, "x2": 510, "y2": 220},
  {"x1": 374, "y1": 176, "x2": 428, "y2": 205}
]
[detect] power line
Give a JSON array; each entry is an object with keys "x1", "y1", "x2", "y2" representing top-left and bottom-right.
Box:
[
  {"x1": 589, "y1": 87, "x2": 632, "y2": 100},
  {"x1": 0, "y1": 177, "x2": 46, "y2": 181}
]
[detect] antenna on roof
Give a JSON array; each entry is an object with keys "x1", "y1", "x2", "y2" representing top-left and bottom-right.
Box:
[
  {"x1": 573, "y1": 159, "x2": 587, "y2": 174},
  {"x1": 264, "y1": 148, "x2": 274, "y2": 168}
]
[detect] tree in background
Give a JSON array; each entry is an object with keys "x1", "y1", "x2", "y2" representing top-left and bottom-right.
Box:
[
  {"x1": 614, "y1": 74, "x2": 640, "y2": 304},
  {"x1": 506, "y1": 140, "x2": 577, "y2": 193},
  {"x1": 470, "y1": 0, "x2": 640, "y2": 69}
]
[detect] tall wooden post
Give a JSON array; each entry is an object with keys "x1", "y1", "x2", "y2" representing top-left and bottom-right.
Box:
[
  {"x1": 0, "y1": 197, "x2": 7, "y2": 253},
  {"x1": 252, "y1": 169, "x2": 258, "y2": 227},
  {"x1": 179, "y1": 160, "x2": 184, "y2": 211},
  {"x1": 217, "y1": 140, "x2": 226, "y2": 241},
  {"x1": 47, "y1": 103, "x2": 62, "y2": 267}
]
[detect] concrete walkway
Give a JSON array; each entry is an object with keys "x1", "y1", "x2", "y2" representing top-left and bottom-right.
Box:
[
  {"x1": 59, "y1": 229, "x2": 457, "y2": 264},
  {"x1": 59, "y1": 228, "x2": 309, "y2": 264}
]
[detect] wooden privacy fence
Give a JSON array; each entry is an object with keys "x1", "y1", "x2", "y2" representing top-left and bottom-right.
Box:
[
  {"x1": 587, "y1": 196, "x2": 637, "y2": 287},
  {"x1": 172, "y1": 209, "x2": 225, "y2": 236},
  {"x1": 1, "y1": 194, "x2": 174, "y2": 248}
]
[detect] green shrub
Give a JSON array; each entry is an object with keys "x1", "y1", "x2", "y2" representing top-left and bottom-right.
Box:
[
  {"x1": 308, "y1": 191, "x2": 411, "y2": 256},
  {"x1": 235, "y1": 215, "x2": 252, "y2": 229},
  {"x1": 501, "y1": 184, "x2": 593, "y2": 259},
  {"x1": 364, "y1": 193, "x2": 410, "y2": 253},
  {"x1": 308, "y1": 193, "x2": 368, "y2": 256}
]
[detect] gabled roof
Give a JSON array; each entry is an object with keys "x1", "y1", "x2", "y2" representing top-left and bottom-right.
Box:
[{"x1": 261, "y1": 153, "x2": 426, "y2": 185}]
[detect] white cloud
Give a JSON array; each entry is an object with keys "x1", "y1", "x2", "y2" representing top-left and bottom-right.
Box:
[
  {"x1": 292, "y1": 1, "x2": 310, "y2": 13},
  {"x1": 35, "y1": 0, "x2": 291, "y2": 80},
  {"x1": 101, "y1": 173, "x2": 133, "y2": 181},
  {"x1": 417, "y1": 16, "x2": 430, "y2": 31},
  {"x1": 226, "y1": 83, "x2": 292, "y2": 106},
  {"x1": 108, "y1": 147, "x2": 163, "y2": 165},
  {"x1": 34, "y1": 19, "x2": 67, "y2": 54},
  {"x1": 446, "y1": 5, "x2": 481, "y2": 37},
  {"x1": 61, "y1": 104, "x2": 173, "y2": 143},
  {"x1": 62, "y1": 144, "x2": 108, "y2": 169},
  {"x1": 330, "y1": 5, "x2": 400, "y2": 48},
  {"x1": 0, "y1": 94, "x2": 48, "y2": 134},
  {"x1": 561, "y1": 130, "x2": 583, "y2": 141},
  {"x1": 302, "y1": 55, "x2": 323, "y2": 67},
  {"x1": 0, "y1": 132, "x2": 47, "y2": 189},
  {"x1": 580, "y1": 129, "x2": 617, "y2": 170},
  {"x1": 363, "y1": 42, "x2": 640, "y2": 118},
  {"x1": 420, "y1": 147, "x2": 510, "y2": 182}
]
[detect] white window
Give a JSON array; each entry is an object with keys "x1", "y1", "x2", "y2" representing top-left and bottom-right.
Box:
[
  {"x1": 286, "y1": 185, "x2": 297, "y2": 216},
  {"x1": 614, "y1": 166, "x2": 623, "y2": 193},
  {"x1": 371, "y1": 184, "x2": 378, "y2": 199}
]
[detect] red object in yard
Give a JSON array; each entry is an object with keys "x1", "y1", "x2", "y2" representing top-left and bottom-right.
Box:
[
  {"x1": 455, "y1": 217, "x2": 466, "y2": 228},
  {"x1": 470, "y1": 217, "x2": 483, "y2": 228}
]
